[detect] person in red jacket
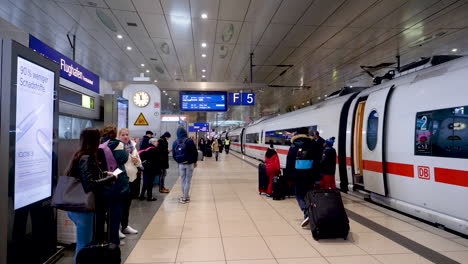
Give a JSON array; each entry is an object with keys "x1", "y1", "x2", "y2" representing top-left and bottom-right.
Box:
[{"x1": 265, "y1": 144, "x2": 281, "y2": 197}]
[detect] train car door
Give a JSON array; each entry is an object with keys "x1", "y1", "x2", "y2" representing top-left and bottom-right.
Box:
[
  {"x1": 353, "y1": 86, "x2": 393, "y2": 196},
  {"x1": 240, "y1": 128, "x2": 245, "y2": 154}
]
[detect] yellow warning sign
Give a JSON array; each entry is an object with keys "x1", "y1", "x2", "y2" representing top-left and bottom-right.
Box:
[{"x1": 134, "y1": 113, "x2": 149, "y2": 126}]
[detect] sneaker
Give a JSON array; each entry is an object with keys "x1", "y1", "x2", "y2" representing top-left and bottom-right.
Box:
[
  {"x1": 159, "y1": 188, "x2": 170, "y2": 193},
  {"x1": 147, "y1": 197, "x2": 157, "y2": 201},
  {"x1": 266, "y1": 194, "x2": 272, "y2": 198},
  {"x1": 122, "y1": 226, "x2": 138, "y2": 234},
  {"x1": 119, "y1": 230, "x2": 126, "y2": 239},
  {"x1": 301, "y1": 217, "x2": 310, "y2": 228},
  {"x1": 179, "y1": 198, "x2": 187, "y2": 204},
  {"x1": 119, "y1": 240, "x2": 125, "y2": 246}
]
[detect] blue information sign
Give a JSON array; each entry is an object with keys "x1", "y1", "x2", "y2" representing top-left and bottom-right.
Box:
[
  {"x1": 229, "y1": 92, "x2": 255, "y2": 105},
  {"x1": 189, "y1": 123, "x2": 210, "y2": 132},
  {"x1": 180, "y1": 91, "x2": 227, "y2": 112},
  {"x1": 29, "y1": 35, "x2": 100, "y2": 93}
]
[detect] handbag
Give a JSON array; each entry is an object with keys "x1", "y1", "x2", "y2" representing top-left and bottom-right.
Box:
[{"x1": 51, "y1": 175, "x2": 95, "y2": 212}]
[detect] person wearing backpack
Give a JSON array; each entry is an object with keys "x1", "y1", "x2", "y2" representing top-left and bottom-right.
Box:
[
  {"x1": 320, "y1": 137, "x2": 337, "y2": 189},
  {"x1": 138, "y1": 138, "x2": 161, "y2": 201},
  {"x1": 97, "y1": 124, "x2": 129, "y2": 245},
  {"x1": 172, "y1": 127, "x2": 198, "y2": 204},
  {"x1": 286, "y1": 127, "x2": 314, "y2": 228}
]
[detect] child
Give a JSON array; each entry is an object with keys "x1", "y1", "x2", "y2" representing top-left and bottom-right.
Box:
[
  {"x1": 320, "y1": 137, "x2": 337, "y2": 189},
  {"x1": 265, "y1": 144, "x2": 281, "y2": 196}
]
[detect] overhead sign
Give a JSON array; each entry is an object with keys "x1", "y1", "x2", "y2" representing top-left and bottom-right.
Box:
[
  {"x1": 229, "y1": 92, "x2": 255, "y2": 105},
  {"x1": 180, "y1": 91, "x2": 227, "y2": 112},
  {"x1": 15, "y1": 56, "x2": 55, "y2": 209},
  {"x1": 161, "y1": 115, "x2": 188, "y2": 122},
  {"x1": 29, "y1": 35, "x2": 100, "y2": 93},
  {"x1": 134, "y1": 113, "x2": 149, "y2": 126},
  {"x1": 189, "y1": 123, "x2": 209, "y2": 132}
]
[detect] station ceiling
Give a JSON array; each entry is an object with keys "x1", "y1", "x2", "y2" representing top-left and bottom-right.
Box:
[{"x1": 1, "y1": 0, "x2": 467, "y2": 114}]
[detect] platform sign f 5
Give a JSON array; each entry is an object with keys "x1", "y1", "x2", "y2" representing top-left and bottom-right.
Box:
[
  {"x1": 242, "y1": 93, "x2": 255, "y2": 105},
  {"x1": 229, "y1": 92, "x2": 241, "y2": 105}
]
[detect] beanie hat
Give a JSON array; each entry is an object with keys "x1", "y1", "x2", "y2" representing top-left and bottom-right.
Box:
[
  {"x1": 325, "y1": 137, "x2": 335, "y2": 147},
  {"x1": 161, "y1": 131, "x2": 171, "y2": 138},
  {"x1": 145, "y1": 130, "x2": 154, "y2": 135}
]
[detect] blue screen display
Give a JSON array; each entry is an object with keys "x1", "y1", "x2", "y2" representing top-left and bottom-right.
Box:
[{"x1": 180, "y1": 91, "x2": 227, "y2": 111}]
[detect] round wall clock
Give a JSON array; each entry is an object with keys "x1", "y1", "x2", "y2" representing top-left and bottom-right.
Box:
[{"x1": 133, "y1": 91, "x2": 150, "y2": 107}]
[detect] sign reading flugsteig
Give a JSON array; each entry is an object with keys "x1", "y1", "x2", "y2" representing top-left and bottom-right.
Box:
[{"x1": 29, "y1": 35, "x2": 100, "y2": 93}]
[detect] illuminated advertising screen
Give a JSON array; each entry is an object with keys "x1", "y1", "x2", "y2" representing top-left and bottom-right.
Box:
[
  {"x1": 14, "y1": 57, "x2": 55, "y2": 210},
  {"x1": 117, "y1": 98, "x2": 129, "y2": 130},
  {"x1": 180, "y1": 91, "x2": 227, "y2": 112}
]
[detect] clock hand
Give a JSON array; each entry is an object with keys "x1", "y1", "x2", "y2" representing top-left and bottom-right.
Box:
[{"x1": 140, "y1": 94, "x2": 142, "y2": 100}]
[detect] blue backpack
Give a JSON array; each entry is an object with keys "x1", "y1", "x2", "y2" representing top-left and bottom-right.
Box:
[
  {"x1": 174, "y1": 138, "x2": 189, "y2": 163},
  {"x1": 295, "y1": 147, "x2": 313, "y2": 170}
]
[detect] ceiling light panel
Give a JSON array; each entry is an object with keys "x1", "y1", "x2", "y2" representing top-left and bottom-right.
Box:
[
  {"x1": 104, "y1": 0, "x2": 136, "y2": 12},
  {"x1": 190, "y1": 0, "x2": 219, "y2": 20}
]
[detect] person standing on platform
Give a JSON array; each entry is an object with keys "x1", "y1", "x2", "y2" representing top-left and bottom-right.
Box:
[
  {"x1": 311, "y1": 130, "x2": 325, "y2": 182},
  {"x1": 98, "y1": 124, "x2": 129, "y2": 246},
  {"x1": 138, "y1": 138, "x2": 161, "y2": 201},
  {"x1": 158, "y1": 132, "x2": 171, "y2": 193},
  {"x1": 212, "y1": 138, "x2": 220, "y2": 161},
  {"x1": 198, "y1": 138, "x2": 206, "y2": 157},
  {"x1": 224, "y1": 137, "x2": 231, "y2": 154},
  {"x1": 118, "y1": 128, "x2": 141, "y2": 236},
  {"x1": 320, "y1": 137, "x2": 337, "y2": 189},
  {"x1": 173, "y1": 127, "x2": 198, "y2": 204},
  {"x1": 139, "y1": 130, "x2": 154, "y2": 151},
  {"x1": 65, "y1": 128, "x2": 118, "y2": 262},
  {"x1": 286, "y1": 127, "x2": 314, "y2": 228},
  {"x1": 265, "y1": 144, "x2": 281, "y2": 197}
]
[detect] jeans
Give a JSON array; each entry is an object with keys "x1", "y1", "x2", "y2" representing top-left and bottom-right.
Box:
[
  {"x1": 68, "y1": 212, "x2": 94, "y2": 263},
  {"x1": 294, "y1": 173, "x2": 313, "y2": 219},
  {"x1": 158, "y1": 169, "x2": 167, "y2": 190},
  {"x1": 179, "y1": 163, "x2": 194, "y2": 200},
  {"x1": 214, "y1": 151, "x2": 219, "y2": 161}
]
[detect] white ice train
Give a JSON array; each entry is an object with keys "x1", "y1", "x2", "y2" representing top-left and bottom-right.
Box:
[{"x1": 227, "y1": 56, "x2": 468, "y2": 236}]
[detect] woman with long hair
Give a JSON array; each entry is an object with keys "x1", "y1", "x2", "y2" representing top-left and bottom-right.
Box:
[
  {"x1": 118, "y1": 128, "x2": 141, "y2": 235},
  {"x1": 66, "y1": 128, "x2": 117, "y2": 262}
]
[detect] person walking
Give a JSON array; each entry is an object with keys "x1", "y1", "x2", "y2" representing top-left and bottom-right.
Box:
[
  {"x1": 65, "y1": 128, "x2": 118, "y2": 263},
  {"x1": 286, "y1": 127, "x2": 314, "y2": 228},
  {"x1": 265, "y1": 144, "x2": 281, "y2": 197},
  {"x1": 97, "y1": 124, "x2": 129, "y2": 245},
  {"x1": 198, "y1": 138, "x2": 206, "y2": 157},
  {"x1": 118, "y1": 128, "x2": 141, "y2": 236},
  {"x1": 212, "y1": 138, "x2": 220, "y2": 161},
  {"x1": 139, "y1": 130, "x2": 153, "y2": 151},
  {"x1": 320, "y1": 137, "x2": 337, "y2": 189},
  {"x1": 173, "y1": 127, "x2": 198, "y2": 204},
  {"x1": 138, "y1": 138, "x2": 161, "y2": 201},
  {"x1": 218, "y1": 138, "x2": 224, "y2": 153},
  {"x1": 224, "y1": 137, "x2": 231, "y2": 154},
  {"x1": 158, "y1": 132, "x2": 171, "y2": 193}
]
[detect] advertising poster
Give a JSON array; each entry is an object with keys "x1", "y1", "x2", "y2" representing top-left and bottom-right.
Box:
[{"x1": 14, "y1": 57, "x2": 55, "y2": 210}]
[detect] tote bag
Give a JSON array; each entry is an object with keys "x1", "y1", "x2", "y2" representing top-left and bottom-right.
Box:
[{"x1": 51, "y1": 175, "x2": 95, "y2": 212}]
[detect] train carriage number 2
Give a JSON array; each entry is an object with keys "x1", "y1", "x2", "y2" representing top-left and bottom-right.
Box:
[{"x1": 418, "y1": 166, "x2": 430, "y2": 180}]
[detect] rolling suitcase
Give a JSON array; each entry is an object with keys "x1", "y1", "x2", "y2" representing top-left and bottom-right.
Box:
[
  {"x1": 77, "y1": 210, "x2": 121, "y2": 264},
  {"x1": 198, "y1": 150, "x2": 204, "y2": 161},
  {"x1": 305, "y1": 189, "x2": 349, "y2": 240},
  {"x1": 258, "y1": 163, "x2": 268, "y2": 194},
  {"x1": 272, "y1": 175, "x2": 286, "y2": 200}
]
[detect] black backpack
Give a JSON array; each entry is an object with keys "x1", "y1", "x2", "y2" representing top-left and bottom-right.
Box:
[{"x1": 174, "y1": 138, "x2": 189, "y2": 163}]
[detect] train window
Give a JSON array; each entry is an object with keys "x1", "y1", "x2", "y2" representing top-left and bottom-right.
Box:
[
  {"x1": 265, "y1": 125, "x2": 318, "y2": 146},
  {"x1": 415, "y1": 106, "x2": 468, "y2": 159},
  {"x1": 246, "y1": 133, "x2": 259, "y2": 143},
  {"x1": 230, "y1": 135, "x2": 240, "y2": 142},
  {"x1": 366, "y1": 110, "x2": 378, "y2": 151}
]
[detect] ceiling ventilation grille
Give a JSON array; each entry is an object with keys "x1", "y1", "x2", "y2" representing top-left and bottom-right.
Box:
[{"x1": 127, "y1": 22, "x2": 138, "y2": 27}]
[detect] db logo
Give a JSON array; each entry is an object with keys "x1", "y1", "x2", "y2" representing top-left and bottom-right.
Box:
[{"x1": 418, "y1": 166, "x2": 430, "y2": 180}]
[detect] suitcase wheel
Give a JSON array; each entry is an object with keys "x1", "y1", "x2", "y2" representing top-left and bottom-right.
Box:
[{"x1": 312, "y1": 230, "x2": 319, "y2": 241}]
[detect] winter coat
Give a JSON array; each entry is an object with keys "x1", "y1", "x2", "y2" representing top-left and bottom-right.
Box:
[
  {"x1": 286, "y1": 134, "x2": 314, "y2": 171},
  {"x1": 172, "y1": 127, "x2": 198, "y2": 164},
  {"x1": 123, "y1": 140, "x2": 142, "y2": 182},
  {"x1": 98, "y1": 137, "x2": 129, "y2": 197},
  {"x1": 212, "y1": 141, "x2": 220, "y2": 152},
  {"x1": 320, "y1": 147, "x2": 337, "y2": 175},
  {"x1": 140, "y1": 135, "x2": 152, "y2": 151},
  {"x1": 158, "y1": 136, "x2": 170, "y2": 169},
  {"x1": 71, "y1": 155, "x2": 116, "y2": 193},
  {"x1": 312, "y1": 136, "x2": 326, "y2": 162},
  {"x1": 265, "y1": 153, "x2": 281, "y2": 178},
  {"x1": 139, "y1": 146, "x2": 162, "y2": 174}
]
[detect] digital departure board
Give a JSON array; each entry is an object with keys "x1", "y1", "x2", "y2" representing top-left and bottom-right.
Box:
[{"x1": 180, "y1": 91, "x2": 227, "y2": 112}]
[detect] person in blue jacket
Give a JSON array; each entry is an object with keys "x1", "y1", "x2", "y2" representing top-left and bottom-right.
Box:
[{"x1": 172, "y1": 127, "x2": 198, "y2": 204}]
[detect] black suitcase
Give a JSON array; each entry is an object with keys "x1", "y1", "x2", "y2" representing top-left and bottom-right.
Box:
[
  {"x1": 272, "y1": 175, "x2": 286, "y2": 200},
  {"x1": 77, "y1": 211, "x2": 121, "y2": 264},
  {"x1": 258, "y1": 163, "x2": 268, "y2": 194},
  {"x1": 305, "y1": 189, "x2": 349, "y2": 240}
]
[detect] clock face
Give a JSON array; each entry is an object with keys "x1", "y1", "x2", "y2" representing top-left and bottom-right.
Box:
[{"x1": 133, "y1": 91, "x2": 150, "y2": 107}]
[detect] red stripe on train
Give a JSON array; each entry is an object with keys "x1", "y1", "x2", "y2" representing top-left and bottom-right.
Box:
[
  {"x1": 387, "y1": 162, "x2": 414, "y2": 177},
  {"x1": 435, "y1": 168, "x2": 468, "y2": 187}
]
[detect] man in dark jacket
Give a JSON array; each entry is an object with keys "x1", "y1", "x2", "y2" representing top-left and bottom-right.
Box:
[
  {"x1": 286, "y1": 127, "x2": 314, "y2": 228},
  {"x1": 139, "y1": 130, "x2": 154, "y2": 150},
  {"x1": 310, "y1": 130, "x2": 326, "y2": 183},
  {"x1": 139, "y1": 138, "x2": 161, "y2": 201},
  {"x1": 320, "y1": 137, "x2": 337, "y2": 189},
  {"x1": 172, "y1": 127, "x2": 198, "y2": 204},
  {"x1": 157, "y1": 132, "x2": 171, "y2": 193}
]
